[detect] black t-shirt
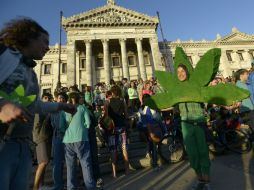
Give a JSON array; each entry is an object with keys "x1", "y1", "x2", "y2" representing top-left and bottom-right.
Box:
[{"x1": 108, "y1": 97, "x2": 126, "y2": 127}]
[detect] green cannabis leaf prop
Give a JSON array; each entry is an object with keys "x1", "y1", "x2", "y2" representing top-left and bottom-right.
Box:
[
  {"x1": 0, "y1": 85, "x2": 36, "y2": 107},
  {"x1": 145, "y1": 47, "x2": 250, "y2": 110}
]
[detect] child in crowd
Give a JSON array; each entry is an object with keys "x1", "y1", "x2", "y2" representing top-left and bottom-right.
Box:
[{"x1": 137, "y1": 94, "x2": 163, "y2": 170}]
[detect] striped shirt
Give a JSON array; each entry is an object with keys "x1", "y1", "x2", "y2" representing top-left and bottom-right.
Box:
[{"x1": 178, "y1": 102, "x2": 206, "y2": 121}]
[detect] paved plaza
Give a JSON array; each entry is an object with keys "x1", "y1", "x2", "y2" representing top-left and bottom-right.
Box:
[{"x1": 102, "y1": 150, "x2": 254, "y2": 190}]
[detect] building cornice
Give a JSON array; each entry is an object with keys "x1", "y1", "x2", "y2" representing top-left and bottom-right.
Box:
[
  {"x1": 167, "y1": 28, "x2": 254, "y2": 49},
  {"x1": 167, "y1": 40, "x2": 254, "y2": 48},
  {"x1": 45, "y1": 46, "x2": 67, "y2": 55}
]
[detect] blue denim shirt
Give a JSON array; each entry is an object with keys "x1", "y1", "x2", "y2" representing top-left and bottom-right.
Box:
[
  {"x1": 247, "y1": 72, "x2": 254, "y2": 105},
  {"x1": 0, "y1": 48, "x2": 59, "y2": 138},
  {"x1": 236, "y1": 80, "x2": 254, "y2": 113}
]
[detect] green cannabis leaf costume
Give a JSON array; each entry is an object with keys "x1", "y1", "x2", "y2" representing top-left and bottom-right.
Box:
[
  {"x1": 0, "y1": 85, "x2": 36, "y2": 107},
  {"x1": 145, "y1": 47, "x2": 249, "y2": 109},
  {"x1": 0, "y1": 84, "x2": 36, "y2": 139}
]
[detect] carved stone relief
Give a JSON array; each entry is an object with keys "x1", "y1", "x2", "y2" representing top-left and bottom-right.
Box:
[{"x1": 85, "y1": 10, "x2": 132, "y2": 23}]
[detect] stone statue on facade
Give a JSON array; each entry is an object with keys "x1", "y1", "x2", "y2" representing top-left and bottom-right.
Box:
[{"x1": 107, "y1": 0, "x2": 115, "y2": 5}]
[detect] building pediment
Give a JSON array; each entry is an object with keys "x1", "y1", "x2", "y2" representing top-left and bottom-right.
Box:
[
  {"x1": 218, "y1": 28, "x2": 254, "y2": 42},
  {"x1": 62, "y1": 3, "x2": 158, "y2": 30}
]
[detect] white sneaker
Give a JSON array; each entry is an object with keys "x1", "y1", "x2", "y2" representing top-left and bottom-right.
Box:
[{"x1": 96, "y1": 178, "x2": 104, "y2": 188}]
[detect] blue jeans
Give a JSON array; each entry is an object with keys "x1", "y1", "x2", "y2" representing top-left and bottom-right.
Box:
[
  {"x1": 0, "y1": 140, "x2": 32, "y2": 190},
  {"x1": 65, "y1": 141, "x2": 96, "y2": 190},
  {"x1": 51, "y1": 136, "x2": 65, "y2": 190},
  {"x1": 148, "y1": 140, "x2": 158, "y2": 167},
  {"x1": 89, "y1": 126, "x2": 101, "y2": 180},
  {"x1": 137, "y1": 126, "x2": 158, "y2": 167}
]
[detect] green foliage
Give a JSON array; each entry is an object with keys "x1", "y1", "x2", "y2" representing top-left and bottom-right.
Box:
[
  {"x1": 0, "y1": 85, "x2": 36, "y2": 107},
  {"x1": 145, "y1": 47, "x2": 250, "y2": 110},
  {"x1": 190, "y1": 48, "x2": 221, "y2": 86}
]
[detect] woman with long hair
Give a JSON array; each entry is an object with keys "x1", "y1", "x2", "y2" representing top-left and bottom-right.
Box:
[{"x1": 105, "y1": 85, "x2": 130, "y2": 178}]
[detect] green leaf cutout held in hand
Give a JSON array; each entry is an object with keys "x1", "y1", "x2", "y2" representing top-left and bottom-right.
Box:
[{"x1": 0, "y1": 84, "x2": 36, "y2": 107}]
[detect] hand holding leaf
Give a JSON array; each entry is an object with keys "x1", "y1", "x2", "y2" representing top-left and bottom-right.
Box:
[{"x1": 0, "y1": 85, "x2": 36, "y2": 123}]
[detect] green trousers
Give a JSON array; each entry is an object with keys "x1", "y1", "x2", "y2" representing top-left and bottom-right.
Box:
[{"x1": 181, "y1": 122, "x2": 211, "y2": 176}]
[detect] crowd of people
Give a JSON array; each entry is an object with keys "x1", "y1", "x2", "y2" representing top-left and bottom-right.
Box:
[
  {"x1": 31, "y1": 64, "x2": 254, "y2": 190},
  {"x1": 0, "y1": 17, "x2": 254, "y2": 190}
]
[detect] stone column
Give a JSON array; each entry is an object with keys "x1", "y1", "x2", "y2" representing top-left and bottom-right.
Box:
[
  {"x1": 75, "y1": 51, "x2": 80, "y2": 89},
  {"x1": 85, "y1": 40, "x2": 93, "y2": 87},
  {"x1": 220, "y1": 50, "x2": 231, "y2": 77},
  {"x1": 232, "y1": 51, "x2": 240, "y2": 62},
  {"x1": 92, "y1": 57, "x2": 96, "y2": 86},
  {"x1": 244, "y1": 50, "x2": 253, "y2": 63},
  {"x1": 66, "y1": 40, "x2": 76, "y2": 87},
  {"x1": 193, "y1": 54, "x2": 200, "y2": 67},
  {"x1": 102, "y1": 39, "x2": 110, "y2": 84},
  {"x1": 150, "y1": 37, "x2": 161, "y2": 71},
  {"x1": 136, "y1": 38, "x2": 147, "y2": 81},
  {"x1": 119, "y1": 38, "x2": 129, "y2": 80},
  {"x1": 232, "y1": 51, "x2": 241, "y2": 68}
]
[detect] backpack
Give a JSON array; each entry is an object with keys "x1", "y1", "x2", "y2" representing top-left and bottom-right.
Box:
[
  {"x1": 140, "y1": 107, "x2": 163, "y2": 143},
  {"x1": 140, "y1": 107, "x2": 157, "y2": 126},
  {"x1": 98, "y1": 115, "x2": 115, "y2": 134}
]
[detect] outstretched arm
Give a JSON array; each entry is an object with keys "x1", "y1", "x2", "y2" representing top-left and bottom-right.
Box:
[{"x1": 0, "y1": 99, "x2": 32, "y2": 124}]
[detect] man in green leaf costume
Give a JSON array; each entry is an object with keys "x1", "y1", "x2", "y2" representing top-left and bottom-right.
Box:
[{"x1": 145, "y1": 47, "x2": 249, "y2": 190}]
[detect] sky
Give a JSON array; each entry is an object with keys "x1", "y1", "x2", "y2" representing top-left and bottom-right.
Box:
[{"x1": 1, "y1": 0, "x2": 253, "y2": 45}]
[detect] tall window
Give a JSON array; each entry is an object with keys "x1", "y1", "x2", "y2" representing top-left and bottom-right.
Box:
[
  {"x1": 237, "y1": 51, "x2": 244, "y2": 61},
  {"x1": 112, "y1": 57, "x2": 120, "y2": 67},
  {"x1": 80, "y1": 58, "x2": 86, "y2": 69},
  {"x1": 187, "y1": 56, "x2": 193, "y2": 64},
  {"x1": 144, "y1": 55, "x2": 150, "y2": 65},
  {"x1": 81, "y1": 84, "x2": 87, "y2": 92},
  {"x1": 44, "y1": 64, "x2": 51, "y2": 74},
  {"x1": 226, "y1": 50, "x2": 233, "y2": 62},
  {"x1": 61, "y1": 63, "x2": 67, "y2": 74},
  {"x1": 128, "y1": 56, "x2": 135, "y2": 66},
  {"x1": 96, "y1": 57, "x2": 104, "y2": 68},
  {"x1": 161, "y1": 57, "x2": 166, "y2": 66},
  {"x1": 249, "y1": 50, "x2": 254, "y2": 60},
  {"x1": 43, "y1": 88, "x2": 51, "y2": 94}
]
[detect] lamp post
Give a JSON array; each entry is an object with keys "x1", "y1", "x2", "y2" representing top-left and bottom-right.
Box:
[
  {"x1": 55, "y1": 11, "x2": 63, "y2": 94},
  {"x1": 156, "y1": 11, "x2": 174, "y2": 72}
]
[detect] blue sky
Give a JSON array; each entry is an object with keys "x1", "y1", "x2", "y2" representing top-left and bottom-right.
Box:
[{"x1": 1, "y1": 0, "x2": 253, "y2": 45}]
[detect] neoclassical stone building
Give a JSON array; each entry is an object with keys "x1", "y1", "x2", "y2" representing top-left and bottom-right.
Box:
[
  {"x1": 164, "y1": 27, "x2": 254, "y2": 77},
  {"x1": 35, "y1": 0, "x2": 254, "y2": 94},
  {"x1": 35, "y1": 0, "x2": 164, "y2": 94}
]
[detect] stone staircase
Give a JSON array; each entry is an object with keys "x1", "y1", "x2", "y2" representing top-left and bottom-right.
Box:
[
  {"x1": 95, "y1": 129, "x2": 153, "y2": 174},
  {"x1": 31, "y1": 128, "x2": 156, "y2": 188}
]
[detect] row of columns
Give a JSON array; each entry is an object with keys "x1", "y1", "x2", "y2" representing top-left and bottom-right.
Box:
[{"x1": 67, "y1": 37, "x2": 161, "y2": 87}]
